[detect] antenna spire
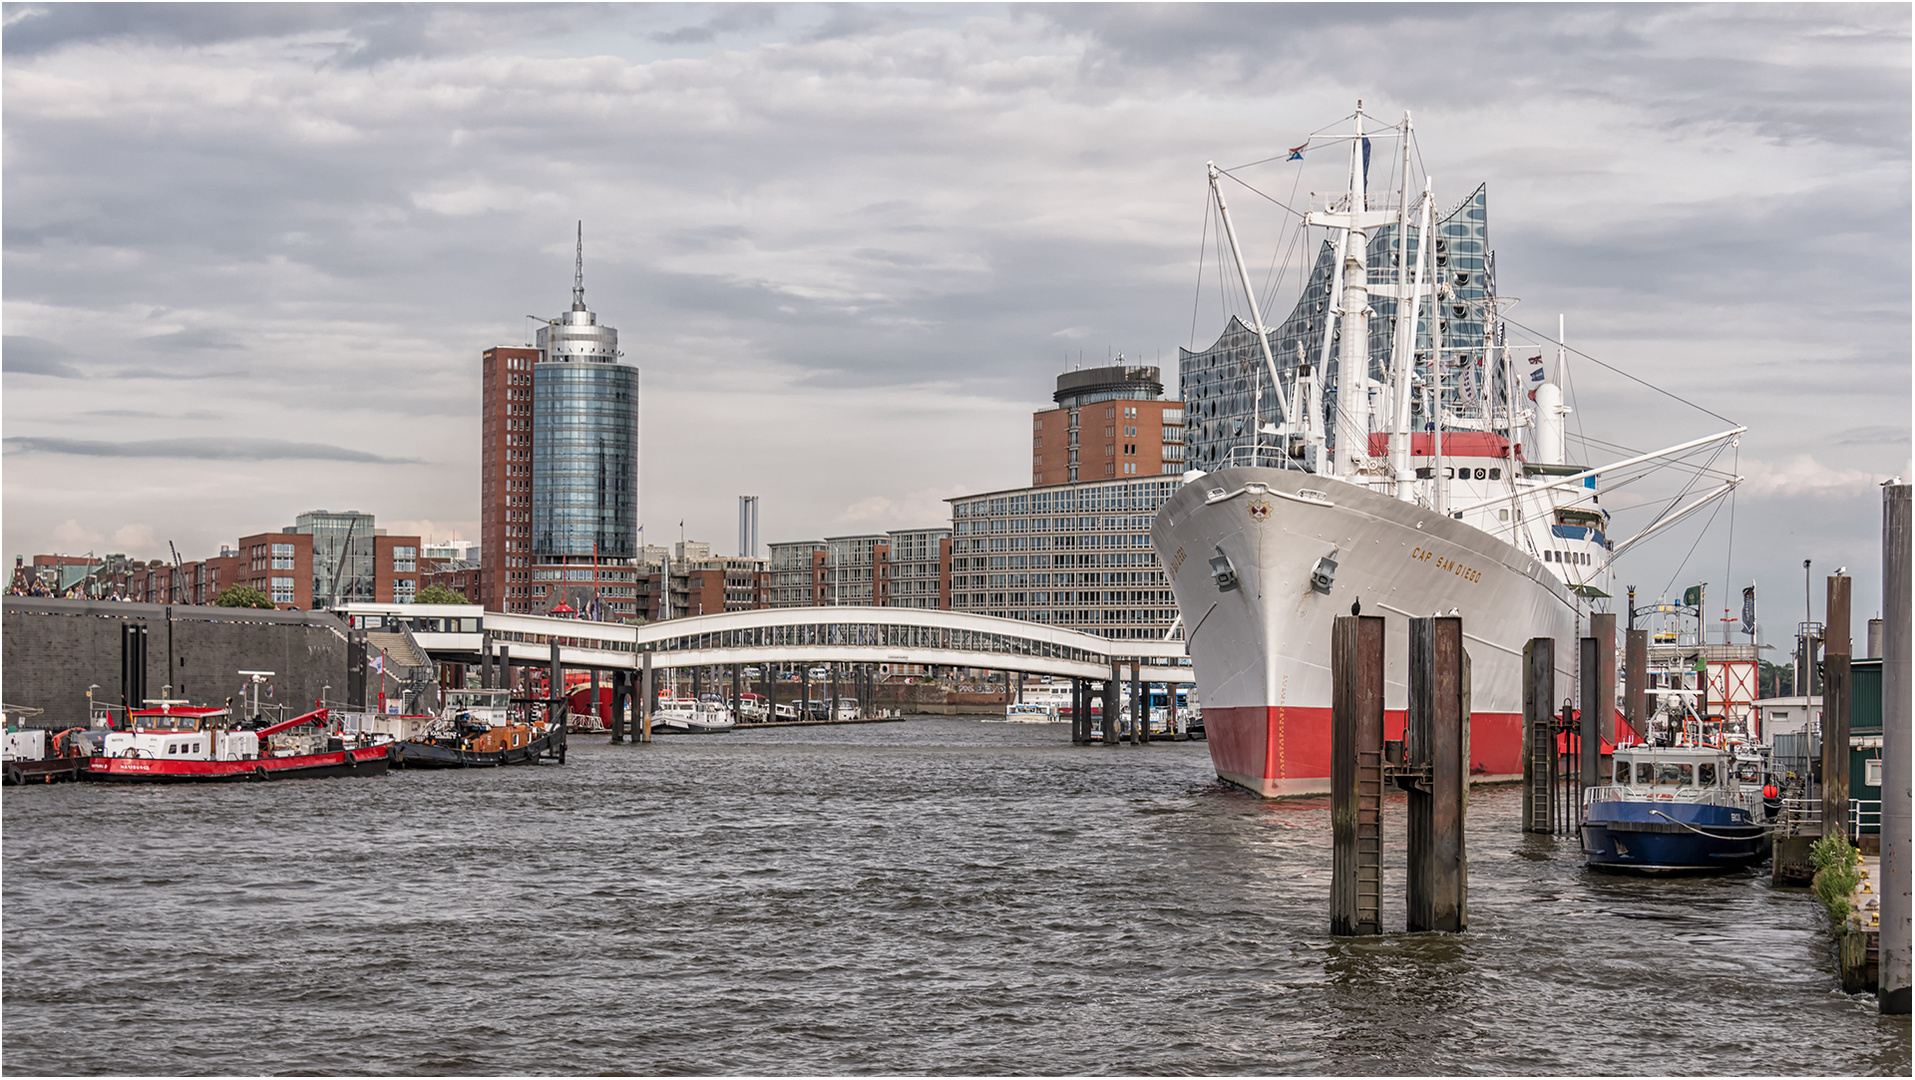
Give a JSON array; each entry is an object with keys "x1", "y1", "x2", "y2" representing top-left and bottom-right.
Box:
[{"x1": 572, "y1": 220, "x2": 586, "y2": 311}]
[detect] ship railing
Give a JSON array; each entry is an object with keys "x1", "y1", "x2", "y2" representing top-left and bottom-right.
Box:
[
  {"x1": 1224, "y1": 443, "x2": 1301, "y2": 471},
  {"x1": 1581, "y1": 784, "x2": 1752, "y2": 810}
]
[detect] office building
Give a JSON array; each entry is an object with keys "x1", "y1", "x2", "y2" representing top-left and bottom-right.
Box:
[
  {"x1": 479, "y1": 227, "x2": 641, "y2": 617},
  {"x1": 1031, "y1": 364, "x2": 1186, "y2": 486},
  {"x1": 1180, "y1": 185, "x2": 1492, "y2": 469},
  {"x1": 883, "y1": 527, "x2": 951, "y2": 609},
  {"x1": 948, "y1": 474, "x2": 1182, "y2": 640}
]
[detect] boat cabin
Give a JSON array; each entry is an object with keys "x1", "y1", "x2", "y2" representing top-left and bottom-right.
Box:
[
  {"x1": 1609, "y1": 746, "x2": 1740, "y2": 799},
  {"x1": 106, "y1": 705, "x2": 259, "y2": 762}
]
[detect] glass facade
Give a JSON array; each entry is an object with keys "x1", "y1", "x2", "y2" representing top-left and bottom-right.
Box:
[
  {"x1": 290, "y1": 510, "x2": 376, "y2": 608},
  {"x1": 531, "y1": 362, "x2": 639, "y2": 560},
  {"x1": 948, "y1": 476, "x2": 1182, "y2": 640},
  {"x1": 1181, "y1": 184, "x2": 1492, "y2": 469},
  {"x1": 885, "y1": 527, "x2": 948, "y2": 609}
]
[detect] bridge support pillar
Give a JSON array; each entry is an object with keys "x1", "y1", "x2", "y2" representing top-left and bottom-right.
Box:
[
  {"x1": 1133, "y1": 662, "x2": 1148, "y2": 745},
  {"x1": 732, "y1": 664, "x2": 742, "y2": 724},
  {"x1": 830, "y1": 663, "x2": 839, "y2": 722},
  {"x1": 549, "y1": 638, "x2": 565, "y2": 730},
  {"x1": 641, "y1": 650, "x2": 654, "y2": 743},
  {"x1": 767, "y1": 663, "x2": 779, "y2": 723},
  {"x1": 609, "y1": 669, "x2": 627, "y2": 743},
  {"x1": 480, "y1": 632, "x2": 493, "y2": 689},
  {"x1": 1106, "y1": 657, "x2": 1122, "y2": 745}
]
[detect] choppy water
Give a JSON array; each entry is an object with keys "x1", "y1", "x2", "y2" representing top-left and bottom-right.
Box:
[{"x1": 4, "y1": 718, "x2": 1906, "y2": 1075}]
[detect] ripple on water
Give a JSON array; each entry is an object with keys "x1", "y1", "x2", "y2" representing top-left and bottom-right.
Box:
[{"x1": 4, "y1": 718, "x2": 1907, "y2": 1075}]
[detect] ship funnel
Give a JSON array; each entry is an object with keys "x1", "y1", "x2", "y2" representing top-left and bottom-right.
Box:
[{"x1": 1534, "y1": 382, "x2": 1567, "y2": 465}]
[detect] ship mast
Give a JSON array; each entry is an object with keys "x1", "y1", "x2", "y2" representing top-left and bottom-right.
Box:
[
  {"x1": 1384, "y1": 112, "x2": 1434, "y2": 501},
  {"x1": 1207, "y1": 163, "x2": 1292, "y2": 464},
  {"x1": 1305, "y1": 102, "x2": 1398, "y2": 481}
]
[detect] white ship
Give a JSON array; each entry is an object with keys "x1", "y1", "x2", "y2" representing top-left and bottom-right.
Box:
[{"x1": 1153, "y1": 104, "x2": 1742, "y2": 797}]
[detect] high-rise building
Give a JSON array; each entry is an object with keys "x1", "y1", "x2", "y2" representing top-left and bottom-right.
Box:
[
  {"x1": 738, "y1": 495, "x2": 760, "y2": 558},
  {"x1": 480, "y1": 226, "x2": 641, "y2": 617},
  {"x1": 480, "y1": 345, "x2": 540, "y2": 611},
  {"x1": 1180, "y1": 185, "x2": 1492, "y2": 470},
  {"x1": 883, "y1": 527, "x2": 950, "y2": 610},
  {"x1": 1032, "y1": 364, "x2": 1186, "y2": 486}
]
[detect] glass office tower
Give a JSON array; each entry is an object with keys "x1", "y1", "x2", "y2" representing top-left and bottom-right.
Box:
[{"x1": 530, "y1": 243, "x2": 640, "y2": 563}]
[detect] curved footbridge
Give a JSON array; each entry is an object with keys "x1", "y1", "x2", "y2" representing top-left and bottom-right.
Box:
[{"x1": 341, "y1": 603, "x2": 1192, "y2": 684}]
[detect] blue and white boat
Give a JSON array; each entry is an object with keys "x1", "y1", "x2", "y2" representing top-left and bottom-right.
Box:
[{"x1": 1580, "y1": 744, "x2": 1770, "y2": 873}]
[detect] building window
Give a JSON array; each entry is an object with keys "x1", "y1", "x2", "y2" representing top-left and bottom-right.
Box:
[
  {"x1": 393, "y1": 546, "x2": 417, "y2": 573},
  {"x1": 270, "y1": 577, "x2": 295, "y2": 604},
  {"x1": 394, "y1": 578, "x2": 416, "y2": 601},
  {"x1": 271, "y1": 543, "x2": 295, "y2": 570}
]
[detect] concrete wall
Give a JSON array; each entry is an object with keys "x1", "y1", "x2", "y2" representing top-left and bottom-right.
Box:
[{"x1": 3, "y1": 598, "x2": 353, "y2": 728}]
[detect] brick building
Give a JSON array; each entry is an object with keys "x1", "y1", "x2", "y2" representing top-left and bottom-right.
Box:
[
  {"x1": 480, "y1": 344, "x2": 541, "y2": 613},
  {"x1": 1032, "y1": 363, "x2": 1185, "y2": 486}
]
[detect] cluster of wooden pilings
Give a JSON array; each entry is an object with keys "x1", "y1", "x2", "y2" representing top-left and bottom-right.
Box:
[
  {"x1": 1067, "y1": 657, "x2": 1161, "y2": 745},
  {"x1": 1329, "y1": 615, "x2": 1468, "y2": 935},
  {"x1": 1521, "y1": 613, "x2": 1617, "y2": 837}
]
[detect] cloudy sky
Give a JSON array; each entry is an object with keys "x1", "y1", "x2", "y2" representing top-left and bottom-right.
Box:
[{"x1": 4, "y1": 2, "x2": 1908, "y2": 642}]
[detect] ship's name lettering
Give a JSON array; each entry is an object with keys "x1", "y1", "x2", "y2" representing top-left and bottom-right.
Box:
[{"x1": 1409, "y1": 547, "x2": 1481, "y2": 584}]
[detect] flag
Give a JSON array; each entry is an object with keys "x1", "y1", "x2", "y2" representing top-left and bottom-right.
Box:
[
  {"x1": 1741, "y1": 585, "x2": 1756, "y2": 634},
  {"x1": 1361, "y1": 137, "x2": 1371, "y2": 189},
  {"x1": 1286, "y1": 142, "x2": 1306, "y2": 161},
  {"x1": 1529, "y1": 366, "x2": 1546, "y2": 383},
  {"x1": 370, "y1": 651, "x2": 385, "y2": 675},
  {"x1": 1682, "y1": 584, "x2": 1702, "y2": 608}
]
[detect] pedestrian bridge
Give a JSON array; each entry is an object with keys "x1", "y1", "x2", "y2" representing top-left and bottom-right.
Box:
[{"x1": 336, "y1": 603, "x2": 1193, "y2": 684}]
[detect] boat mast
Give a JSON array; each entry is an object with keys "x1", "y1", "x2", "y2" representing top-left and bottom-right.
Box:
[
  {"x1": 1387, "y1": 155, "x2": 1433, "y2": 498},
  {"x1": 1305, "y1": 102, "x2": 1396, "y2": 481},
  {"x1": 1207, "y1": 163, "x2": 1292, "y2": 463}
]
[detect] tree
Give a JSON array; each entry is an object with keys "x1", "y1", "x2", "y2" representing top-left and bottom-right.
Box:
[
  {"x1": 414, "y1": 583, "x2": 469, "y2": 604},
  {"x1": 213, "y1": 584, "x2": 275, "y2": 609}
]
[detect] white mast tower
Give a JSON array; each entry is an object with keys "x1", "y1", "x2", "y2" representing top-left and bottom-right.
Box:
[{"x1": 1304, "y1": 102, "x2": 1400, "y2": 481}]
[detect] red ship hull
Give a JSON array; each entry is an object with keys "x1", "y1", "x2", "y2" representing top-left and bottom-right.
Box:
[
  {"x1": 1202, "y1": 705, "x2": 1523, "y2": 797},
  {"x1": 84, "y1": 745, "x2": 392, "y2": 783}
]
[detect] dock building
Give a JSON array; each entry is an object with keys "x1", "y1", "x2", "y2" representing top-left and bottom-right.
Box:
[{"x1": 479, "y1": 227, "x2": 641, "y2": 618}]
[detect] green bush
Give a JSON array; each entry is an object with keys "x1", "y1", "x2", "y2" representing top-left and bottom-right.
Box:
[
  {"x1": 413, "y1": 583, "x2": 468, "y2": 604},
  {"x1": 212, "y1": 585, "x2": 275, "y2": 609},
  {"x1": 1811, "y1": 835, "x2": 1861, "y2": 923}
]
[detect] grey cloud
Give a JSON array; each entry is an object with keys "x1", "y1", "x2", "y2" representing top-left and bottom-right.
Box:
[
  {"x1": 1836, "y1": 425, "x2": 1913, "y2": 447},
  {"x1": 82, "y1": 408, "x2": 225, "y2": 421},
  {"x1": 3, "y1": 435, "x2": 420, "y2": 464},
  {"x1": 652, "y1": 2, "x2": 778, "y2": 45},
  {"x1": 109, "y1": 367, "x2": 251, "y2": 381},
  {"x1": 2, "y1": 335, "x2": 83, "y2": 377},
  {"x1": 0, "y1": 2, "x2": 604, "y2": 64}
]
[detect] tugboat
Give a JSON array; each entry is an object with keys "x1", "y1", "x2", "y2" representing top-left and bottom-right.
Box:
[
  {"x1": 392, "y1": 688, "x2": 567, "y2": 768},
  {"x1": 83, "y1": 701, "x2": 391, "y2": 783},
  {"x1": 3, "y1": 705, "x2": 91, "y2": 785},
  {"x1": 1579, "y1": 694, "x2": 1770, "y2": 873}
]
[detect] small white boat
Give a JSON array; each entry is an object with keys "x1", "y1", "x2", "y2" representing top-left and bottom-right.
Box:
[
  {"x1": 773, "y1": 702, "x2": 800, "y2": 721},
  {"x1": 833, "y1": 697, "x2": 861, "y2": 722},
  {"x1": 650, "y1": 699, "x2": 736, "y2": 733},
  {"x1": 999, "y1": 703, "x2": 1061, "y2": 723},
  {"x1": 736, "y1": 693, "x2": 770, "y2": 722}
]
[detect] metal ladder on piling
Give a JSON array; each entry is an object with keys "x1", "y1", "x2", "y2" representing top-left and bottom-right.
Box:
[
  {"x1": 1355, "y1": 743, "x2": 1385, "y2": 929},
  {"x1": 1526, "y1": 718, "x2": 1554, "y2": 833}
]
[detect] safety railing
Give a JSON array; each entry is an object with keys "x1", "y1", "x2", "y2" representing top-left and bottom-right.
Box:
[{"x1": 1852, "y1": 798, "x2": 1883, "y2": 835}]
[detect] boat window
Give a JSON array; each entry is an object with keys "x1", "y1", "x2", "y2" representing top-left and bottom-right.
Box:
[
  {"x1": 167, "y1": 743, "x2": 178, "y2": 754},
  {"x1": 1615, "y1": 760, "x2": 1630, "y2": 785},
  {"x1": 1636, "y1": 761, "x2": 1655, "y2": 784},
  {"x1": 1698, "y1": 763, "x2": 1717, "y2": 787},
  {"x1": 1655, "y1": 762, "x2": 1692, "y2": 785}
]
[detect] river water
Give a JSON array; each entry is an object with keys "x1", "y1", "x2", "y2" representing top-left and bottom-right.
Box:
[{"x1": 3, "y1": 718, "x2": 1906, "y2": 1075}]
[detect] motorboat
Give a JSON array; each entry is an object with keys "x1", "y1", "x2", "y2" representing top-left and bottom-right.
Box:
[{"x1": 650, "y1": 698, "x2": 736, "y2": 733}]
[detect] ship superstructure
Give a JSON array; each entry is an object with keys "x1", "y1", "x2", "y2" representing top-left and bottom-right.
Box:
[{"x1": 1154, "y1": 104, "x2": 1744, "y2": 796}]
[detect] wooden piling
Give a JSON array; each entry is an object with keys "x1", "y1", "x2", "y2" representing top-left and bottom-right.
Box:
[
  {"x1": 732, "y1": 665, "x2": 743, "y2": 724},
  {"x1": 1824, "y1": 574, "x2": 1852, "y2": 841},
  {"x1": 480, "y1": 632, "x2": 493, "y2": 689},
  {"x1": 549, "y1": 638, "x2": 564, "y2": 728},
  {"x1": 1407, "y1": 617, "x2": 1469, "y2": 932},
  {"x1": 1879, "y1": 482, "x2": 1910, "y2": 1015},
  {"x1": 1523, "y1": 637, "x2": 1555, "y2": 834},
  {"x1": 1623, "y1": 628, "x2": 1647, "y2": 742},
  {"x1": 1331, "y1": 615, "x2": 1385, "y2": 936}
]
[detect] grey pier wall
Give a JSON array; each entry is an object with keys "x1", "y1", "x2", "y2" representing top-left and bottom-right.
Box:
[{"x1": 3, "y1": 597, "x2": 352, "y2": 726}]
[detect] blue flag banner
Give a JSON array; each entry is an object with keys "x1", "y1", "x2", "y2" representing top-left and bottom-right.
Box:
[
  {"x1": 1287, "y1": 143, "x2": 1306, "y2": 161},
  {"x1": 1361, "y1": 137, "x2": 1371, "y2": 190},
  {"x1": 1742, "y1": 586, "x2": 1756, "y2": 634}
]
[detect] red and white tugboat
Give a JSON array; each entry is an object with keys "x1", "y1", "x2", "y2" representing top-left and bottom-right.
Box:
[{"x1": 84, "y1": 700, "x2": 391, "y2": 783}]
